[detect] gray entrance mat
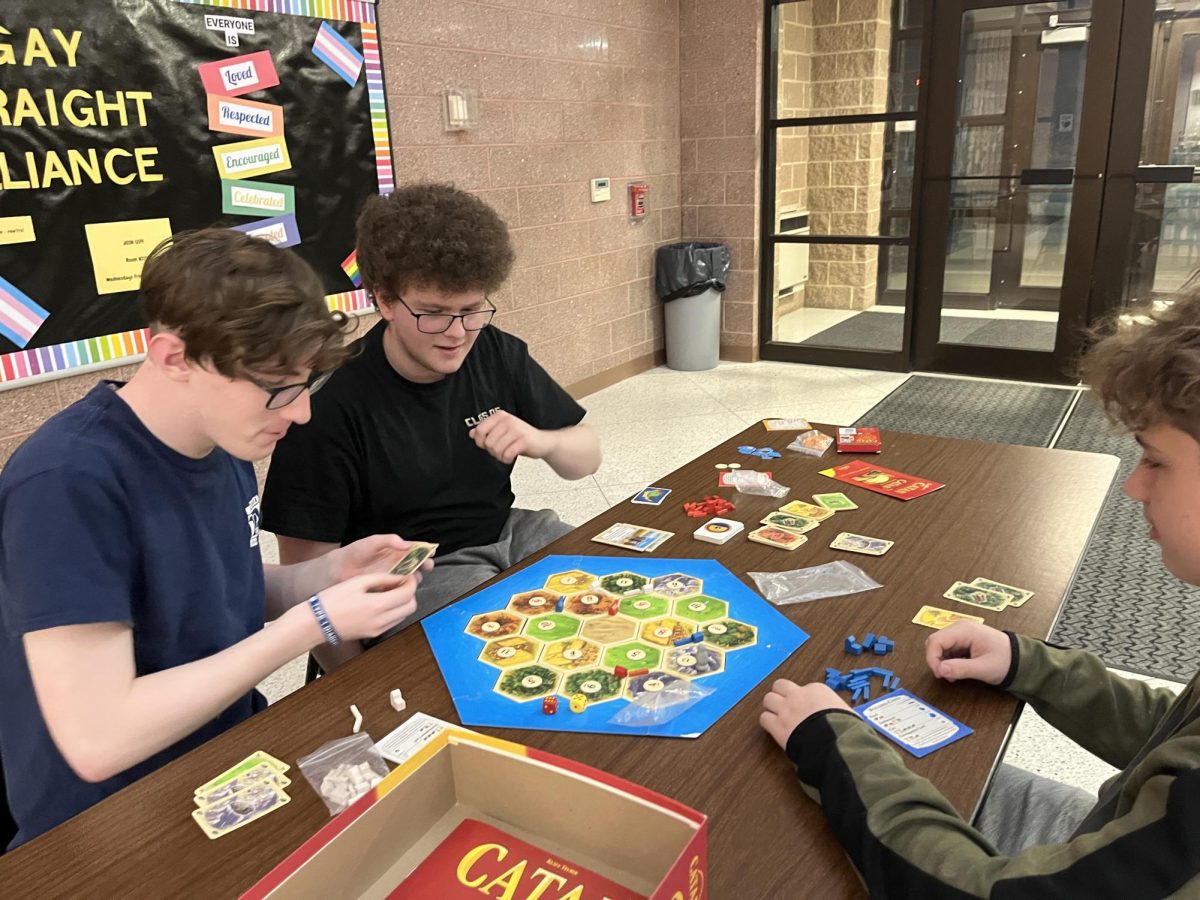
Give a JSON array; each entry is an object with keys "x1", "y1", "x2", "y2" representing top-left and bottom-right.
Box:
[
  {"x1": 1050, "y1": 394, "x2": 1200, "y2": 682},
  {"x1": 854, "y1": 374, "x2": 1077, "y2": 447},
  {"x1": 800, "y1": 311, "x2": 1058, "y2": 352}
]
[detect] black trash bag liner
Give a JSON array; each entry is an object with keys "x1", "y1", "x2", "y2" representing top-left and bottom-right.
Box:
[{"x1": 654, "y1": 242, "x2": 731, "y2": 302}]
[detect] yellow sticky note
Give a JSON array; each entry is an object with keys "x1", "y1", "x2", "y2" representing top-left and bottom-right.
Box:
[
  {"x1": 0, "y1": 216, "x2": 35, "y2": 245},
  {"x1": 212, "y1": 135, "x2": 291, "y2": 180},
  {"x1": 84, "y1": 218, "x2": 172, "y2": 296}
]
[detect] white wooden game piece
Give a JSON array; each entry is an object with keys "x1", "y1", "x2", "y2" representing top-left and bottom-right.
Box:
[
  {"x1": 350, "y1": 703, "x2": 363, "y2": 733},
  {"x1": 389, "y1": 689, "x2": 406, "y2": 712}
]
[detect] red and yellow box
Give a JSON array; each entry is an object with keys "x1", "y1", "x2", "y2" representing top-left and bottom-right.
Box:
[{"x1": 244, "y1": 730, "x2": 707, "y2": 899}]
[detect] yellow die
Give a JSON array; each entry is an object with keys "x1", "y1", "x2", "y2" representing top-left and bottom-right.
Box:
[{"x1": 569, "y1": 693, "x2": 587, "y2": 714}]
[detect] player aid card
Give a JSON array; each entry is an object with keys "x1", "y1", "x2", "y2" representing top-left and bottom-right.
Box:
[
  {"x1": 854, "y1": 689, "x2": 972, "y2": 758},
  {"x1": 911, "y1": 605, "x2": 985, "y2": 629},
  {"x1": 693, "y1": 517, "x2": 744, "y2": 544},
  {"x1": 970, "y1": 577, "x2": 1034, "y2": 608},
  {"x1": 389, "y1": 542, "x2": 439, "y2": 577},
  {"x1": 759, "y1": 511, "x2": 819, "y2": 534},
  {"x1": 591, "y1": 523, "x2": 674, "y2": 553},
  {"x1": 813, "y1": 492, "x2": 858, "y2": 510},
  {"x1": 943, "y1": 581, "x2": 1010, "y2": 611},
  {"x1": 830, "y1": 532, "x2": 893, "y2": 556},
  {"x1": 748, "y1": 526, "x2": 807, "y2": 550},
  {"x1": 631, "y1": 486, "x2": 671, "y2": 505}
]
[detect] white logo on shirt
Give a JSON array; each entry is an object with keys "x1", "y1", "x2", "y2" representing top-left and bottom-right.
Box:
[
  {"x1": 245, "y1": 494, "x2": 261, "y2": 548},
  {"x1": 464, "y1": 406, "x2": 501, "y2": 428}
]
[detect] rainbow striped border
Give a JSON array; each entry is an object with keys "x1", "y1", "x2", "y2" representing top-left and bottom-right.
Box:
[
  {"x1": 173, "y1": 0, "x2": 376, "y2": 24},
  {"x1": 0, "y1": 0, "x2": 390, "y2": 388},
  {"x1": 361, "y1": 23, "x2": 394, "y2": 193},
  {"x1": 0, "y1": 289, "x2": 372, "y2": 385}
]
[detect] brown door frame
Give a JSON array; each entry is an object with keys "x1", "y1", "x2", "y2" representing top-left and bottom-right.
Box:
[{"x1": 911, "y1": 0, "x2": 1126, "y2": 383}]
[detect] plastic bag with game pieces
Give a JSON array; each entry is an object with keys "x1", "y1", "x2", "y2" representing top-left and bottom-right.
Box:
[
  {"x1": 297, "y1": 732, "x2": 391, "y2": 815},
  {"x1": 723, "y1": 469, "x2": 790, "y2": 499},
  {"x1": 748, "y1": 560, "x2": 882, "y2": 606},
  {"x1": 608, "y1": 678, "x2": 715, "y2": 728}
]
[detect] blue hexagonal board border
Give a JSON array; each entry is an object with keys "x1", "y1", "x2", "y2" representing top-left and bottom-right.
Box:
[{"x1": 423, "y1": 555, "x2": 809, "y2": 738}]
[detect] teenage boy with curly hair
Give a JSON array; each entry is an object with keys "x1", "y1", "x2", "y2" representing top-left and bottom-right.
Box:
[
  {"x1": 262, "y1": 184, "x2": 601, "y2": 657},
  {"x1": 759, "y1": 297, "x2": 1200, "y2": 895},
  {"x1": 0, "y1": 229, "x2": 427, "y2": 849}
]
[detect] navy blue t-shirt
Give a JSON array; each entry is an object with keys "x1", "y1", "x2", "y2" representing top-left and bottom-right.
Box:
[{"x1": 0, "y1": 382, "x2": 267, "y2": 849}]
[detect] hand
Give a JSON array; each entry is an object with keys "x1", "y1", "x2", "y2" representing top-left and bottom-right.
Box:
[
  {"x1": 925, "y1": 621, "x2": 1011, "y2": 684},
  {"x1": 324, "y1": 535, "x2": 434, "y2": 584},
  {"x1": 760, "y1": 679, "x2": 852, "y2": 750},
  {"x1": 468, "y1": 410, "x2": 552, "y2": 465},
  {"x1": 313, "y1": 570, "x2": 422, "y2": 642}
]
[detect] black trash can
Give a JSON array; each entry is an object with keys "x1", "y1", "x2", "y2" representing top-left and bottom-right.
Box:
[{"x1": 654, "y1": 242, "x2": 731, "y2": 371}]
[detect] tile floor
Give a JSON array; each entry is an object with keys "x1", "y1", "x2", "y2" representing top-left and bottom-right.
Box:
[{"x1": 257, "y1": 360, "x2": 1186, "y2": 798}]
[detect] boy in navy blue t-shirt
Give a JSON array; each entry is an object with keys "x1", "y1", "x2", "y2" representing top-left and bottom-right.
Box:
[{"x1": 0, "y1": 230, "x2": 428, "y2": 849}]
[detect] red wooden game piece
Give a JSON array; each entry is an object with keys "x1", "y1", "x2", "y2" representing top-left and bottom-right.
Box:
[
  {"x1": 613, "y1": 665, "x2": 628, "y2": 679},
  {"x1": 627, "y1": 668, "x2": 650, "y2": 678},
  {"x1": 607, "y1": 602, "x2": 619, "y2": 616}
]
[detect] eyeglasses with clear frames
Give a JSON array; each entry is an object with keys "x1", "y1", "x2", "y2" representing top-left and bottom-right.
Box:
[
  {"x1": 390, "y1": 294, "x2": 497, "y2": 334},
  {"x1": 246, "y1": 370, "x2": 332, "y2": 410}
]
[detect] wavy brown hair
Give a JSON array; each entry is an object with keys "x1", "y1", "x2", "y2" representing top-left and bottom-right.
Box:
[
  {"x1": 355, "y1": 183, "x2": 514, "y2": 299},
  {"x1": 1079, "y1": 290, "x2": 1200, "y2": 438},
  {"x1": 139, "y1": 228, "x2": 349, "y2": 377}
]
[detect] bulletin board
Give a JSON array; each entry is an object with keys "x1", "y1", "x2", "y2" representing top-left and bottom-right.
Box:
[{"x1": 0, "y1": 0, "x2": 392, "y2": 385}]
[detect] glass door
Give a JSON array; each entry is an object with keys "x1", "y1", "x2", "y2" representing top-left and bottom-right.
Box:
[{"x1": 911, "y1": 0, "x2": 1123, "y2": 381}]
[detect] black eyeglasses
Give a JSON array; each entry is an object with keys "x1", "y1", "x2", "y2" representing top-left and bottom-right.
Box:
[
  {"x1": 246, "y1": 370, "x2": 332, "y2": 410},
  {"x1": 391, "y1": 295, "x2": 497, "y2": 334}
]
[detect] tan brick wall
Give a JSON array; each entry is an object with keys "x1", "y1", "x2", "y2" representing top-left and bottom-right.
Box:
[
  {"x1": 378, "y1": 0, "x2": 681, "y2": 387},
  {"x1": 679, "y1": 0, "x2": 762, "y2": 354}
]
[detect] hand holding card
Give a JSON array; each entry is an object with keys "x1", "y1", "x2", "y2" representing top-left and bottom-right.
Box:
[{"x1": 389, "y1": 542, "x2": 439, "y2": 578}]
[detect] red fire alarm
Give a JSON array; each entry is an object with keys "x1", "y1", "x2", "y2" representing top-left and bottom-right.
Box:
[{"x1": 629, "y1": 182, "x2": 649, "y2": 219}]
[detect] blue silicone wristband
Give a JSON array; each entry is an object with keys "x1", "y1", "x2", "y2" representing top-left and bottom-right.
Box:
[{"x1": 306, "y1": 594, "x2": 341, "y2": 646}]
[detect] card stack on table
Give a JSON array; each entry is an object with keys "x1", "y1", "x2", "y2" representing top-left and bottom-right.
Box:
[
  {"x1": 191, "y1": 751, "x2": 291, "y2": 839},
  {"x1": 694, "y1": 517, "x2": 744, "y2": 544},
  {"x1": 943, "y1": 578, "x2": 1034, "y2": 611},
  {"x1": 591, "y1": 522, "x2": 674, "y2": 553}
]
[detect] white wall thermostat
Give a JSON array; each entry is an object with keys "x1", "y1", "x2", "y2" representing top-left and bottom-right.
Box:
[{"x1": 590, "y1": 177, "x2": 611, "y2": 203}]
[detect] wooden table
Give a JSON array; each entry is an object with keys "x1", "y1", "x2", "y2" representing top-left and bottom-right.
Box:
[{"x1": 0, "y1": 423, "x2": 1119, "y2": 898}]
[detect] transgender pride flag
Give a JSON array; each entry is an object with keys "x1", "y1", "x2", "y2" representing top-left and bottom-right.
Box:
[
  {"x1": 0, "y1": 274, "x2": 49, "y2": 349},
  {"x1": 312, "y1": 22, "x2": 364, "y2": 87}
]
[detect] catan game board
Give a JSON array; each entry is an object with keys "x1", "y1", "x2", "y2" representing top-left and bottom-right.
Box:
[{"x1": 423, "y1": 555, "x2": 809, "y2": 738}]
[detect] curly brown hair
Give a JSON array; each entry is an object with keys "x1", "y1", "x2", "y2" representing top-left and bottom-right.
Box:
[
  {"x1": 355, "y1": 183, "x2": 515, "y2": 299},
  {"x1": 140, "y1": 228, "x2": 349, "y2": 378},
  {"x1": 1079, "y1": 290, "x2": 1200, "y2": 439}
]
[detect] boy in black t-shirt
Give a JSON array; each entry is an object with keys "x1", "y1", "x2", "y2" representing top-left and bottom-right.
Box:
[{"x1": 262, "y1": 184, "x2": 602, "y2": 660}]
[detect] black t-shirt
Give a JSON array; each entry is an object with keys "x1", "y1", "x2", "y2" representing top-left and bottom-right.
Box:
[{"x1": 261, "y1": 322, "x2": 585, "y2": 555}]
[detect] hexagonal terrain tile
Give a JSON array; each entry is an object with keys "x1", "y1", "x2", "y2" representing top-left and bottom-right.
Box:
[
  {"x1": 479, "y1": 636, "x2": 538, "y2": 668},
  {"x1": 602, "y1": 641, "x2": 662, "y2": 670},
  {"x1": 702, "y1": 619, "x2": 758, "y2": 650},
  {"x1": 599, "y1": 572, "x2": 649, "y2": 595},
  {"x1": 508, "y1": 590, "x2": 561, "y2": 616},
  {"x1": 640, "y1": 617, "x2": 694, "y2": 647},
  {"x1": 562, "y1": 669, "x2": 622, "y2": 703},
  {"x1": 495, "y1": 665, "x2": 559, "y2": 702},
  {"x1": 544, "y1": 570, "x2": 597, "y2": 594},
  {"x1": 541, "y1": 638, "x2": 602, "y2": 671},
  {"x1": 618, "y1": 594, "x2": 671, "y2": 620},
  {"x1": 466, "y1": 610, "x2": 524, "y2": 639},
  {"x1": 625, "y1": 670, "x2": 688, "y2": 701},
  {"x1": 564, "y1": 590, "x2": 617, "y2": 616},
  {"x1": 525, "y1": 613, "x2": 581, "y2": 642},
  {"x1": 649, "y1": 573, "x2": 702, "y2": 597},
  {"x1": 580, "y1": 616, "x2": 637, "y2": 644},
  {"x1": 664, "y1": 645, "x2": 724, "y2": 678},
  {"x1": 674, "y1": 595, "x2": 729, "y2": 624}
]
